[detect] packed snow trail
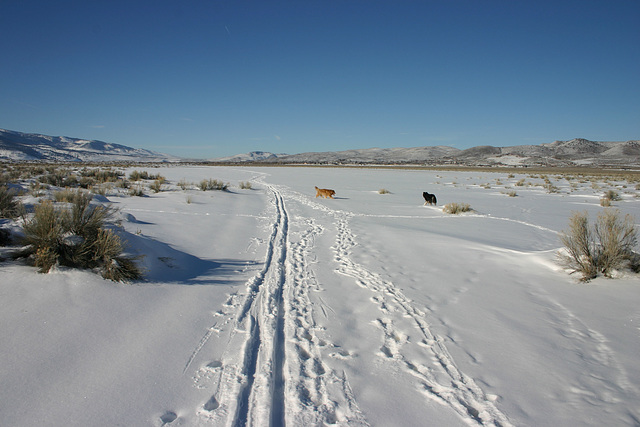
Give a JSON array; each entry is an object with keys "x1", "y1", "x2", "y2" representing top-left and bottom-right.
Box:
[
  {"x1": 198, "y1": 184, "x2": 288, "y2": 426},
  {"x1": 276, "y1": 187, "x2": 513, "y2": 427},
  {"x1": 195, "y1": 183, "x2": 367, "y2": 426},
  {"x1": 153, "y1": 175, "x2": 514, "y2": 426}
]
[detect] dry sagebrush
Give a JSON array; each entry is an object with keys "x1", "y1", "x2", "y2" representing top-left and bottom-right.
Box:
[
  {"x1": 21, "y1": 191, "x2": 142, "y2": 282},
  {"x1": 0, "y1": 186, "x2": 23, "y2": 219},
  {"x1": 559, "y1": 210, "x2": 638, "y2": 281},
  {"x1": 443, "y1": 202, "x2": 472, "y2": 214}
]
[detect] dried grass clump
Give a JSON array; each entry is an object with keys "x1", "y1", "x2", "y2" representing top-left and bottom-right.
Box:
[
  {"x1": 178, "y1": 179, "x2": 191, "y2": 190},
  {"x1": 443, "y1": 203, "x2": 472, "y2": 214},
  {"x1": 378, "y1": 188, "x2": 390, "y2": 194},
  {"x1": 239, "y1": 181, "x2": 252, "y2": 190},
  {"x1": 600, "y1": 190, "x2": 622, "y2": 206},
  {"x1": 129, "y1": 185, "x2": 145, "y2": 197},
  {"x1": 200, "y1": 179, "x2": 228, "y2": 191},
  {"x1": 150, "y1": 179, "x2": 165, "y2": 193},
  {"x1": 53, "y1": 188, "x2": 79, "y2": 203},
  {"x1": 38, "y1": 168, "x2": 78, "y2": 188},
  {"x1": 600, "y1": 198, "x2": 612, "y2": 207},
  {"x1": 559, "y1": 210, "x2": 638, "y2": 281},
  {"x1": 603, "y1": 190, "x2": 621, "y2": 201},
  {"x1": 79, "y1": 167, "x2": 124, "y2": 183},
  {"x1": 129, "y1": 170, "x2": 150, "y2": 181},
  {"x1": 544, "y1": 178, "x2": 559, "y2": 193},
  {"x1": 0, "y1": 186, "x2": 23, "y2": 219},
  {"x1": 21, "y1": 193, "x2": 142, "y2": 282}
]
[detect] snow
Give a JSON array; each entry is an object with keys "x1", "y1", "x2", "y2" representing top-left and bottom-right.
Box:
[
  {"x1": 1, "y1": 166, "x2": 640, "y2": 426},
  {"x1": 485, "y1": 155, "x2": 527, "y2": 166}
]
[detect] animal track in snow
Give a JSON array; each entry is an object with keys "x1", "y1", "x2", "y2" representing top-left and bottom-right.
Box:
[
  {"x1": 158, "y1": 411, "x2": 177, "y2": 425},
  {"x1": 330, "y1": 210, "x2": 513, "y2": 426},
  {"x1": 205, "y1": 360, "x2": 222, "y2": 370},
  {"x1": 187, "y1": 184, "x2": 368, "y2": 426},
  {"x1": 203, "y1": 394, "x2": 220, "y2": 412}
]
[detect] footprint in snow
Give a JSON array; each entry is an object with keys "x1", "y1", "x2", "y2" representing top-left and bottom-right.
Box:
[
  {"x1": 205, "y1": 360, "x2": 222, "y2": 370},
  {"x1": 159, "y1": 411, "x2": 178, "y2": 425},
  {"x1": 329, "y1": 348, "x2": 354, "y2": 360},
  {"x1": 203, "y1": 395, "x2": 220, "y2": 411}
]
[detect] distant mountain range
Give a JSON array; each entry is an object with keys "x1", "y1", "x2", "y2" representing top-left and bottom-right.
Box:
[
  {"x1": 0, "y1": 129, "x2": 179, "y2": 162},
  {"x1": 1, "y1": 128, "x2": 638, "y2": 168},
  {"x1": 214, "y1": 138, "x2": 640, "y2": 168}
]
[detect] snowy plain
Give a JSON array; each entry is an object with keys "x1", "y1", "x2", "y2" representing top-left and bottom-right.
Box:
[{"x1": 1, "y1": 165, "x2": 639, "y2": 427}]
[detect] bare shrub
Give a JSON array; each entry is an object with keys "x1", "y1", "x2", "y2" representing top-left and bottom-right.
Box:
[
  {"x1": 200, "y1": 179, "x2": 228, "y2": 191},
  {"x1": 150, "y1": 179, "x2": 164, "y2": 193},
  {"x1": 544, "y1": 178, "x2": 559, "y2": 193},
  {"x1": 595, "y1": 210, "x2": 638, "y2": 275},
  {"x1": 38, "y1": 168, "x2": 78, "y2": 188},
  {"x1": 21, "y1": 196, "x2": 141, "y2": 281},
  {"x1": 239, "y1": 181, "x2": 252, "y2": 190},
  {"x1": 129, "y1": 185, "x2": 145, "y2": 197},
  {"x1": 65, "y1": 191, "x2": 114, "y2": 238},
  {"x1": 559, "y1": 210, "x2": 638, "y2": 281},
  {"x1": 129, "y1": 170, "x2": 149, "y2": 181},
  {"x1": 53, "y1": 188, "x2": 78, "y2": 203},
  {"x1": 79, "y1": 168, "x2": 123, "y2": 184},
  {"x1": 101, "y1": 252, "x2": 143, "y2": 282},
  {"x1": 558, "y1": 212, "x2": 598, "y2": 280},
  {"x1": 90, "y1": 229, "x2": 143, "y2": 281},
  {"x1": 116, "y1": 179, "x2": 131, "y2": 189},
  {"x1": 603, "y1": 190, "x2": 621, "y2": 202},
  {"x1": 22, "y1": 200, "x2": 65, "y2": 272},
  {"x1": 378, "y1": 188, "x2": 390, "y2": 194},
  {"x1": 178, "y1": 179, "x2": 190, "y2": 190},
  {"x1": 443, "y1": 203, "x2": 472, "y2": 214},
  {"x1": 0, "y1": 186, "x2": 23, "y2": 219}
]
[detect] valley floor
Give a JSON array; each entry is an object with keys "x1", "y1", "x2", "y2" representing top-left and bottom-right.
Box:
[{"x1": 1, "y1": 166, "x2": 639, "y2": 426}]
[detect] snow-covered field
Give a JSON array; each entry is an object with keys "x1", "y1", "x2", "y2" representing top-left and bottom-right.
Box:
[{"x1": 2, "y1": 166, "x2": 639, "y2": 427}]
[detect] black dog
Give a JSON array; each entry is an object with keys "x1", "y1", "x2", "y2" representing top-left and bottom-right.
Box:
[{"x1": 423, "y1": 192, "x2": 437, "y2": 206}]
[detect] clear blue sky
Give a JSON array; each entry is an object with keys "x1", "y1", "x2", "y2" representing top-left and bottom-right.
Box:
[{"x1": 1, "y1": 0, "x2": 639, "y2": 159}]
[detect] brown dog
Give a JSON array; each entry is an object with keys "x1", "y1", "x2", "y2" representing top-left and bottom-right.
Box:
[{"x1": 315, "y1": 186, "x2": 335, "y2": 199}]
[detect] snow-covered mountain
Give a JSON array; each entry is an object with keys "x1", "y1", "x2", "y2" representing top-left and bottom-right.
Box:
[
  {"x1": 216, "y1": 138, "x2": 640, "y2": 167},
  {"x1": 2, "y1": 128, "x2": 637, "y2": 167},
  {"x1": 0, "y1": 129, "x2": 180, "y2": 162},
  {"x1": 263, "y1": 145, "x2": 461, "y2": 164},
  {"x1": 211, "y1": 151, "x2": 282, "y2": 163}
]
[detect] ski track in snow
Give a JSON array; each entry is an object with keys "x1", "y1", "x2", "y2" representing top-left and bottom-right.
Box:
[
  {"x1": 155, "y1": 179, "x2": 550, "y2": 426},
  {"x1": 189, "y1": 180, "x2": 368, "y2": 426},
  {"x1": 167, "y1": 174, "x2": 593, "y2": 426},
  {"x1": 277, "y1": 187, "x2": 515, "y2": 426}
]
